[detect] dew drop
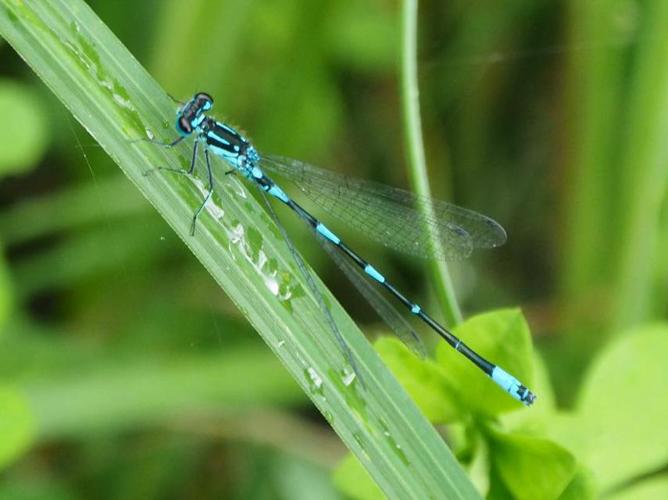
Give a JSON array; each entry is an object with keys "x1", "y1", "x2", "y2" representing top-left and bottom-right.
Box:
[{"x1": 307, "y1": 367, "x2": 323, "y2": 389}]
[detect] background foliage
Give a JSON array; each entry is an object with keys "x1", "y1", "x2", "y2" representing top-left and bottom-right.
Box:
[{"x1": 1, "y1": 0, "x2": 667, "y2": 498}]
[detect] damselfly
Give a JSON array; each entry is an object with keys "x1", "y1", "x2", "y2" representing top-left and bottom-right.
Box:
[{"x1": 145, "y1": 92, "x2": 535, "y2": 406}]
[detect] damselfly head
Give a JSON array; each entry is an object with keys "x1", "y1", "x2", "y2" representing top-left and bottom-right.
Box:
[{"x1": 175, "y1": 92, "x2": 214, "y2": 137}]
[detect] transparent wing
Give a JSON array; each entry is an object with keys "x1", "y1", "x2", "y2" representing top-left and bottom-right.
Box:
[
  {"x1": 317, "y1": 234, "x2": 426, "y2": 358},
  {"x1": 260, "y1": 155, "x2": 507, "y2": 261}
]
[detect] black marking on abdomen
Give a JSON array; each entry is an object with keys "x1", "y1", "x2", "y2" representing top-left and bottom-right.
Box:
[{"x1": 283, "y1": 198, "x2": 497, "y2": 377}]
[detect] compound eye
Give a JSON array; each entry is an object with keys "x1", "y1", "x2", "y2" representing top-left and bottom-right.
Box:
[
  {"x1": 195, "y1": 92, "x2": 213, "y2": 110},
  {"x1": 177, "y1": 116, "x2": 193, "y2": 135}
]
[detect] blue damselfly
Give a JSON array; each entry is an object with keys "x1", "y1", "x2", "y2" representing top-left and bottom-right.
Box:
[{"x1": 145, "y1": 92, "x2": 536, "y2": 406}]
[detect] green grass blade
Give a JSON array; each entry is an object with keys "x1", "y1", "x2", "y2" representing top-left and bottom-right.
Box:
[
  {"x1": 560, "y1": 0, "x2": 628, "y2": 304},
  {"x1": 400, "y1": 0, "x2": 462, "y2": 326},
  {"x1": 0, "y1": 1, "x2": 479, "y2": 497},
  {"x1": 610, "y1": 1, "x2": 668, "y2": 330},
  {"x1": 0, "y1": 175, "x2": 147, "y2": 245}
]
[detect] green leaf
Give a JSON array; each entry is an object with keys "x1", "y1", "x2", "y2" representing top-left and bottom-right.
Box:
[
  {"x1": 488, "y1": 428, "x2": 577, "y2": 500},
  {"x1": 375, "y1": 337, "x2": 462, "y2": 423},
  {"x1": 436, "y1": 309, "x2": 535, "y2": 415},
  {"x1": 0, "y1": 386, "x2": 34, "y2": 469},
  {"x1": 487, "y1": 458, "x2": 514, "y2": 500},
  {"x1": 333, "y1": 454, "x2": 385, "y2": 500},
  {"x1": 0, "y1": 79, "x2": 49, "y2": 176},
  {"x1": 549, "y1": 324, "x2": 668, "y2": 491},
  {"x1": 558, "y1": 467, "x2": 597, "y2": 500},
  {"x1": 606, "y1": 477, "x2": 668, "y2": 500},
  {"x1": 0, "y1": 1, "x2": 479, "y2": 497}
]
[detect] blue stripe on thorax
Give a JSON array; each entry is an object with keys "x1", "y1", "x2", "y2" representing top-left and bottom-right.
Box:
[{"x1": 207, "y1": 130, "x2": 230, "y2": 146}]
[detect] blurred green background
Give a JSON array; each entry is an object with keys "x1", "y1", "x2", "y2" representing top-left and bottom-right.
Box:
[{"x1": 1, "y1": 0, "x2": 667, "y2": 498}]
